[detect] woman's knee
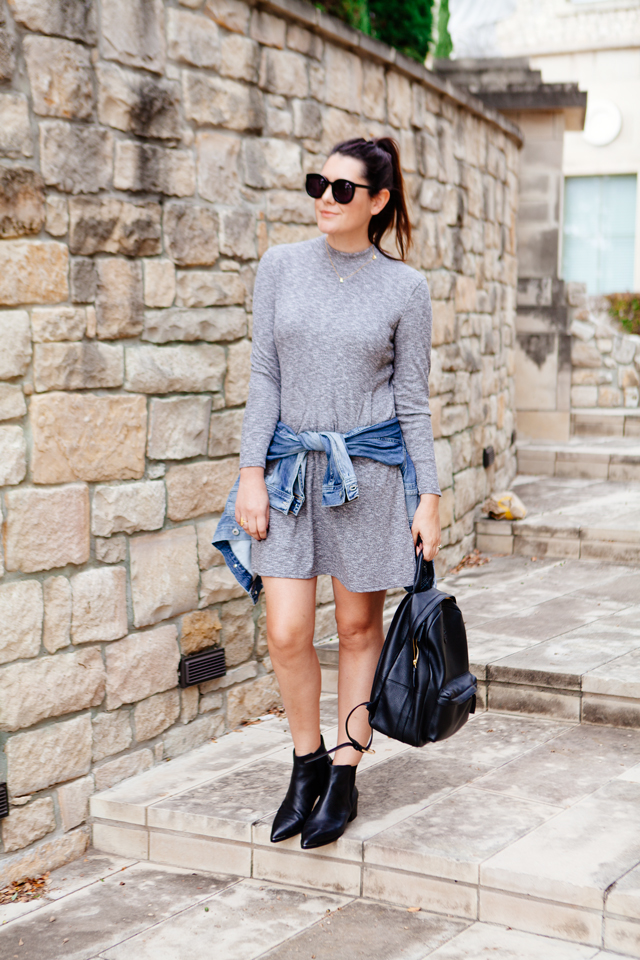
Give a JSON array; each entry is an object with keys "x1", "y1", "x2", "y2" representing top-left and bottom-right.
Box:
[
  {"x1": 267, "y1": 621, "x2": 314, "y2": 660},
  {"x1": 336, "y1": 614, "x2": 379, "y2": 651}
]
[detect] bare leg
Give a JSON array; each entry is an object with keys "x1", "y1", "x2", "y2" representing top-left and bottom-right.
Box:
[
  {"x1": 332, "y1": 578, "x2": 386, "y2": 766},
  {"x1": 262, "y1": 575, "x2": 321, "y2": 757}
]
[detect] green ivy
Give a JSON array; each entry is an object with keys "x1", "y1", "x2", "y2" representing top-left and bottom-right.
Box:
[
  {"x1": 607, "y1": 293, "x2": 640, "y2": 336},
  {"x1": 316, "y1": 0, "x2": 436, "y2": 63},
  {"x1": 434, "y1": 0, "x2": 453, "y2": 59}
]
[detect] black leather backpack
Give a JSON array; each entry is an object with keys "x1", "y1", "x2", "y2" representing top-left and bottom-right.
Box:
[{"x1": 343, "y1": 556, "x2": 477, "y2": 753}]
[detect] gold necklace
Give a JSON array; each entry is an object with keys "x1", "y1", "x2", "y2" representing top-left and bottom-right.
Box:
[{"x1": 325, "y1": 237, "x2": 377, "y2": 283}]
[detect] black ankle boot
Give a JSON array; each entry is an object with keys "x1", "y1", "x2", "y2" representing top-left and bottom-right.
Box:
[
  {"x1": 270, "y1": 738, "x2": 331, "y2": 843},
  {"x1": 300, "y1": 763, "x2": 358, "y2": 849}
]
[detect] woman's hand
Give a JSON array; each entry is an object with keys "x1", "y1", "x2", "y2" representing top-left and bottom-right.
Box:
[
  {"x1": 411, "y1": 493, "x2": 441, "y2": 561},
  {"x1": 235, "y1": 467, "x2": 270, "y2": 541}
]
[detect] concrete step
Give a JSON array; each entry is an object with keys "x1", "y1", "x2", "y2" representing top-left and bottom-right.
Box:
[
  {"x1": 517, "y1": 436, "x2": 640, "y2": 481},
  {"x1": 89, "y1": 556, "x2": 640, "y2": 955},
  {"x1": 571, "y1": 407, "x2": 640, "y2": 438},
  {"x1": 90, "y1": 706, "x2": 640, "y2": 956},
  {"x1": 476, "y1": 475, "x2": 640, "y2": 565}
]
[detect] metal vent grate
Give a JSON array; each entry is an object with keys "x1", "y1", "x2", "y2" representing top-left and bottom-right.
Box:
[
  {"x1": 0, "y1": 783, "x2": 8, "y2": 820},
  {"x1": 178, "y1": 647, "x2": 226, "y2": 688}
]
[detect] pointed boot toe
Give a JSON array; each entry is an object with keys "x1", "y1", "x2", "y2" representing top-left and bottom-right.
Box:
[
  {"x1": 270, "y1": 739, "x2": 331, "y2": 843},
  {"x1": 300, "y1": 764, "x2": 358, "y2": 850}
]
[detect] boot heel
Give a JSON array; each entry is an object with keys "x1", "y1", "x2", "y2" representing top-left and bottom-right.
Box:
[{"x1": 348, "y1": 801, "x2": 358, "y2": 822}]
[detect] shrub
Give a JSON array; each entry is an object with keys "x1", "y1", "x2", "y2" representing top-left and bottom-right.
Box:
[
  {"x1": 607, "y1": 293, "x2": 640, "y2": 336},
  {"x1": 316, "y1": 0, "x2": 436, "y2": 63}
]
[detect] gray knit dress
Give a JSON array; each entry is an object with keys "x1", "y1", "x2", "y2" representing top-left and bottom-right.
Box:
[{"x1": 239, "y1": 235, "x2": 440, "y2": 593}]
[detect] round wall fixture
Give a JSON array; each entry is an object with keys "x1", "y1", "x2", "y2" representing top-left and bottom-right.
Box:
[{"x1": 582, "y1": 97, "x2": 622, "y2": 146}]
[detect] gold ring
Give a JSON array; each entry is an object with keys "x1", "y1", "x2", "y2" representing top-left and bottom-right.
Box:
[{"x1": 240, "y1": 517, "x2": 247, "y2": 527}]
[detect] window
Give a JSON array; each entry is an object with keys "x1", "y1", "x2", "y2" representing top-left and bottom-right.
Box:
[{"x1": 562, "y1": 175, "x2": 637, "y2": 294}]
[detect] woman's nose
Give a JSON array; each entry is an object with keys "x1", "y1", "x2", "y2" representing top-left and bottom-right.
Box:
[{"x1": 322, "y1": 183, "x2": 334, "y2": 203}]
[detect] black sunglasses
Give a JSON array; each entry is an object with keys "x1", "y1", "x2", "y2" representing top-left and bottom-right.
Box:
[{"x1": 305, "y1": 173, "x2": 370, "y2": 205}]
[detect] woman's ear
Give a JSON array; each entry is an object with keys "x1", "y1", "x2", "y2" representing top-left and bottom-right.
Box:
[{"x1": 370, "y1": 188, "x2": 391, "y2": 216}]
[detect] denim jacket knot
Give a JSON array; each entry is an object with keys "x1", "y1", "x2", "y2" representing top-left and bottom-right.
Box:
[{"x1": 212, "y1": 417, "x2": 420, "y2": 603}]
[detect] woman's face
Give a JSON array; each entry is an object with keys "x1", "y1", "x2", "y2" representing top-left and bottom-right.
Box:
[{"x1": 313, "y1": 153, "x2": 390, "y2": 242}]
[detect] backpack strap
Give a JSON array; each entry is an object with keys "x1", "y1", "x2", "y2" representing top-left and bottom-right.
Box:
[{"x1": 304, "y1": 701, "x2": 375, "y2": 762}]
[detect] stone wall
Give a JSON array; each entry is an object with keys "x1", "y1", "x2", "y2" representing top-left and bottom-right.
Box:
[
  {"x1": 0, "y1": 0, "x2": 520, "y2": 883},
  {"x1": 569, "y1": 287, "x2": 640, "y2": 411}
]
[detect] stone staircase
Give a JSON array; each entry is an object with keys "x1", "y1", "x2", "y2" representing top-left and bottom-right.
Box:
[{"x1": 90, "y1": 554, "x2": 640, "y2": 956}]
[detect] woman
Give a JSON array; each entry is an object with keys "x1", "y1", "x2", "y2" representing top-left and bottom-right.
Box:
[{"x1": 235, "y1": 137, "x2": 441, "y2": 848}]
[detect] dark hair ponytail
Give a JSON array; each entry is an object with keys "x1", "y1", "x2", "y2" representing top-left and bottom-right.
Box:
[{"x1": 329, "y1": 137, "x2": 411, "y2": 261}]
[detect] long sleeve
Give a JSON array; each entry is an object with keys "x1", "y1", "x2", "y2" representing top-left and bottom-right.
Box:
[
  {"x1": 239, "y1": 248, "x2": 282, "y2": 468},
  {"x1": 392, "y1": 279, "x2": 441, "y2": 496}
]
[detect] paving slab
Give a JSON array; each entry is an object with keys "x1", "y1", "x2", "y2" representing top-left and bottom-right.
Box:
[{"x1": 426, "y1": 921, "x2": 601, "y2": 959}]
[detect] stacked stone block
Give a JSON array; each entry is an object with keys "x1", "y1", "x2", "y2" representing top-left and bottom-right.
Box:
[{"x1": 0, "y1": 0, "x2": 520, "y2": 883}]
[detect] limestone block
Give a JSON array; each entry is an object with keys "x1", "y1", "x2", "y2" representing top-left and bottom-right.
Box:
[
  {"x1": 287, "y1": 24, "x2": 323, "y2": 59},
  {"x1": 199, "y1": 565, "x2": 245, "y2": 605},
  {"x1": 266, "y1": 190, "x2": 314, "y2": 225},
  {"x1": 0, "y1": 167, "x2": 45, "y2": 238},
  {"x1": 243, "y1": 138, "x2": 302, "y2": 189},
  {"x1": 620, "y1": 366, "x2": 640, "y2": 389},
  {"x1": 433, "y1": 438, "x2": 453, "y2": 491},
  {"x1": 250, "y1": 9, "x2": 285, "y2": 48},
  {"x1": 197, "y1": 130, "x2": 242, "y2": 204},
  {"x1": 204, "y1": 0, "x2": 250, "y2": 34},
  {"x1": 130, "y1": 530, "x2": 199, "y2": 628},
  {"x1": 227, "y1": 674, "x2": 280, "y2": 726},
  {"x1": 40, "y1": 121, "x2": 113, "y2": 194},
  {"x1": 180, "y1": 686, "x2": 199, "y2": 724},
  {"x1": 0, "y1": 384, "x2": 26, "y2": 421},
  {"x1": 95, "y1": 535, "x2": 127, "y2": 564},
  {"x1": 0, "y1": 310, "x2": 30, "y2": 377},
  {"x1": 200, "y1": 691, "x2": 223, "y2": 713},
  {"x1": 100, "y1": 0, "x2": 166, "y2": 74},
  {"x1": 0, "y1": 93, "x2": 32, "y2": 158},
  {"x1": 5, "y1": 484, "x2": 89, "y2": 573},
  {"x1": 181, "y1": 609, "x2": 222, "y2": 656},
  {"x1": 96, "y1": 258, "x2": 144, "y2": 339},
  {"x1": 225, "y1": 338, "x2": 252, "y2": 406},
  {"x1": 2, "y1": 798, "x2": 55, "y2": 853},
  {"x1": 220, "y1": 34, "x2": 259, "y2": 82},
  {"x1": 143, "y1": 307, "x2": 246, "y2": 344},
  {"x1": 58, "y1": 774, "x2": 94, "y2": 832},
  {"x1": 92, "y1": 710, "x2": 132, "y2": 762},
  {"x1": 219, "y1": 208, "x2": 256, "y2": 261},
  {"x1": 92, "y1": 481, "x2": 166, "y2": 537},
  {"x1": 175, "y1": 271, "x2": 245, "y2": 308},
  {"x1": 96, "y1": 63, "x2": 182, "y2": 139},
  {"x1": 31, "y1": 393, "x2": 147, "y2": 484},
  {"x1": 166, "y1": 458, "x2": 239, "y2": 521},
  {"x1": 200, "y1": 659, "x2": 257, "y2": 693},
  {"x1": 33, "y1": 341, "x2": 124, "y2": 392},
  {"x1": 125, "y1": 343, "x2": 225, "y2": 394},
  {"x1": 134, "y1": 689, "x2": 180, "y2": 741},
  {"x1": 453, "y1": 467, "x2": 479, "y2": 520},
  {"x1": 362, "y1": 61, "x2": 385, "y2": 121},
  {"x1": 262, "y1": 97, "x2": 290, "y2": 136},
  {"x1": 43, "y1": 577, "x2": 71, "y2": 653},
  {"x1": 94, "y1": 748, "x2": 153, "y2": 791},
  {"x1": 147, "y1": 396, "x2": 211, "y2": 460},
  {"x1": 323, "y1": 45, "x2": 362, "y2": 112},
  {"x1": 70, "y1": 258, "x2": 97, "y2": 303},
  {"x1": 571, "y1": 384, "x2": 598, "y2": 407},
  {"x1": 196, "y1": 517, "x2": 223, "y2": 570},
  {"x1": 71, "y1": 567, "x2": 128, "y2": 644},
  {"x1": 6, "y1": 714, "x2": 92, "y2": 795},
  {"x1": 114, "y1": 141, "x2": 196, "y2": 197},
  {"x1": 144, "y1": 259, "x2": 175, "y2": 308},
  {"x1": 439, "y1": 487, "x2": 454, "y2": 528},
  {"x1": 168, "y1": 8, "x2": 220, "y2": 68},
  {"x1": 0, "y1": 827, "x2": 89, "y2": 888},
  {"x1": 291, "y1": 99, "x2": 322, "y2": 140},
  {"x1": 69, "y1": 197, "x2": 162, "y2": 257},
  {"x1": 31, "y1": 306, "x2": 86, "y2": 342},
  {"x1": 105, "y1": 625, "x2": 181, "y2": 707},
  {"x1": 599, "y1": 385, "x2": 623, "y2": 406},
  {"x1": 0, "y1": 242, "x2": 68, "y2": 306},
  {"x1": 7, "y1": 0, "x2": 97, "y2": 41},
  {"x1": 218, "y1": 596, "x2": 253, "y2": 665},
  {"x1": 613, "y1": 336, "x2": 637, "y2": 366},
  {"x1": 163, "y1": 712, "x2": 223, "y2": 758},
  {"x1": 208, "y1": 408, "x2": 244, "y2": 458},
  {"x1": 0, "y1": 4, "x2": 15, "y2": 82},
  {"x1": 259, "y1": 48, "x2": 308, "y2": 97},
  {"x1": 164, "y1": 203, "x2": 219, "y2": 267},
  {"x1": 0, "y1": 648, "x2": 105, "y2": 731},
  {"x1": 183, "y1": 71, "x2": 264, "y2": 132},
  {"x1": 24, "y1": 36, "x2": 93, "y2": 120},
  {"x1": 0, "y1": 581, "x2": 42, "y2": 665},
  {"x1": 572, "y1": 340, "x2": 602, "y2": 368},
  {"x1": 0, "y1": 425, "x2": 26, "y2": 484}
]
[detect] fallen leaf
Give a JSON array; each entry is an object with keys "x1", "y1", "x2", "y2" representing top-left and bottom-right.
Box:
[
  {"x1": 407, "y1": 907, "x2": 420, "y2": 912},
  {"x1": 119, "y1": 882, "x2": 125, "y2": 886},
  {"x1": 18, "y1": 940, "x2": 23, "y2": 946},
  {"x1": 48, "y1": 917, "x2": 56, "y2": 923},
  {"x1": 63, "y1": 939, "x2": 69, "y2": 944}
]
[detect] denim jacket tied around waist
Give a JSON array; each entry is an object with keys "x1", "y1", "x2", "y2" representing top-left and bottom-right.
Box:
[{"x1": 212, "y1": 417, "x2": 420, "y2": 603}]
